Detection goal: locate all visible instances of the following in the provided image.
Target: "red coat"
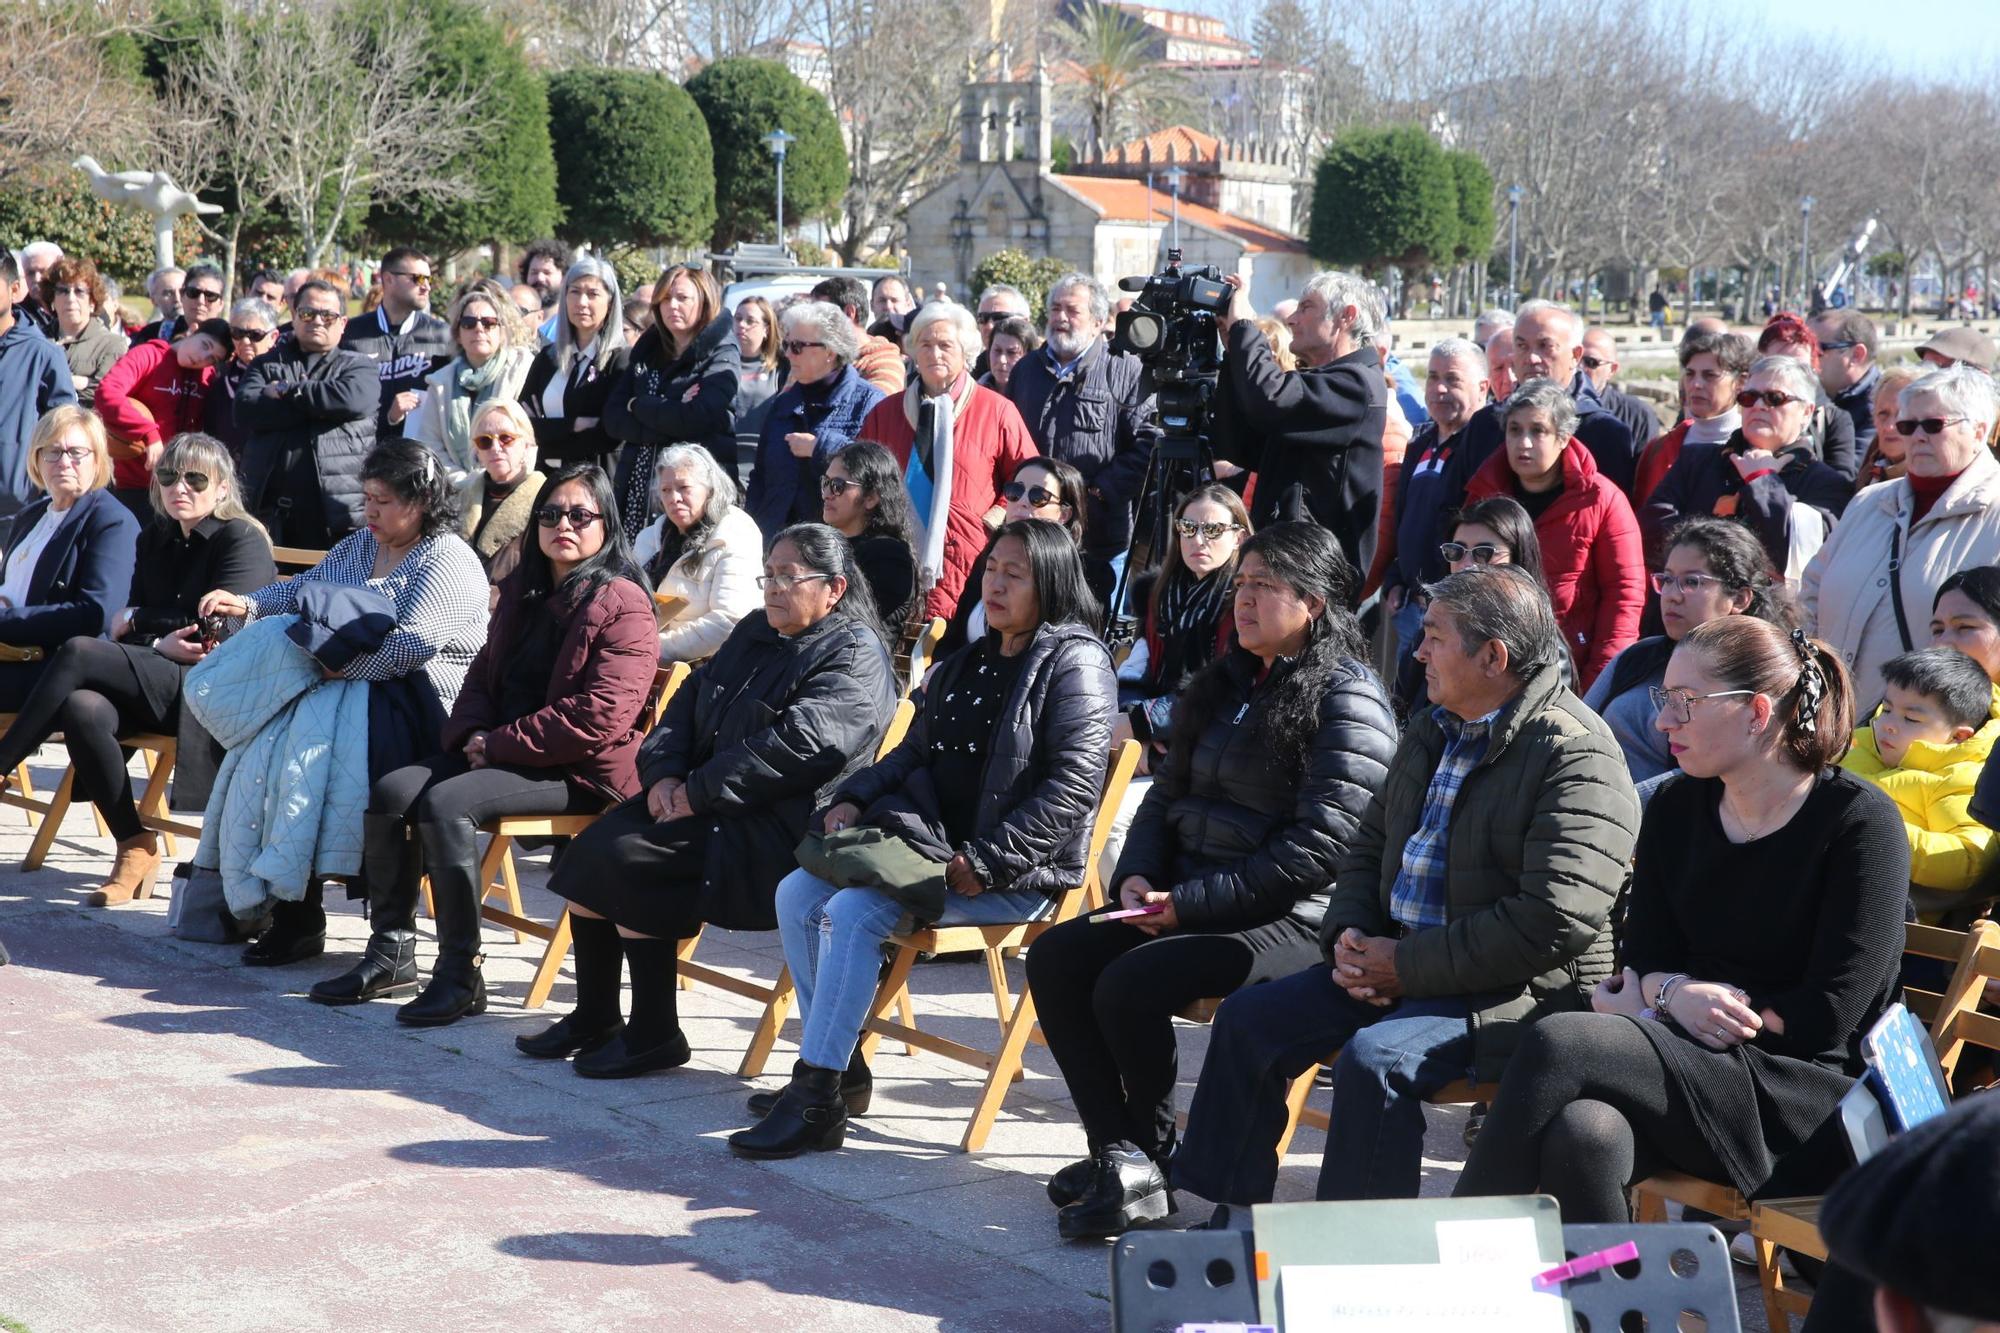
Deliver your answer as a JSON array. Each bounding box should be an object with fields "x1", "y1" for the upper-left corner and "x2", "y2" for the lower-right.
[
  {"x1": 1465, "y1": 437, "x2": 1645, "y2": 691},
  {"x1": 443, "y1": 572, "x2": 660, "y2": 802},
  {"x1": 1632, "y1": 418, "x2": 1691, "y2": 509},
  {"x1": 859, "y1": 380, "x2": 1038, "y2": 619},
  {"x1": 95, "y1": 339, "x2": 215, "y2": 489}
]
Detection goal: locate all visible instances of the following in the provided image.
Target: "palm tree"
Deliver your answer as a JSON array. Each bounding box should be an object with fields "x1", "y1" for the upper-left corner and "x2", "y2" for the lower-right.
[{"x1": 1058, "y1": 1, "x2": 1188, "y2": 161}]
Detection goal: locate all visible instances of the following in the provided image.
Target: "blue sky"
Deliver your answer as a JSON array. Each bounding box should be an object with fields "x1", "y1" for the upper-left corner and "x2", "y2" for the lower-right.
[{"x1": 1674, "y1": 0, "x2": 2000, "y2": 74}]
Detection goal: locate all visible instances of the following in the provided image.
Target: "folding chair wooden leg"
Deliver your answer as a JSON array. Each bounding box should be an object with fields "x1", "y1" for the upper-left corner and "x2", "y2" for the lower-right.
[
  {"x1": 859, "y1": 945, "x2": 919, "y2": 1062},
  {"x1": 675, "y1": 929, "x2": 702, "y2": 990},
  {"x1": 22, "y1": 765, "x2": 76, "y2": 870},
  {"x1": 962, "y1": 984, "x2": 1045, "y2": 1152},
  {"x1": 984, "y1": 947, "x2": 1014, "y2": 1032},
  {"x1": 1632, "y1": 1186, "x2": 1670, "y2": 1224},
  {"x1": 476, "y1": 834, "x2": 526, "y2": 945},
  {"x1": 136, "y1": 746, "x2": 179, "y2": 859},
  {"x1": 1754, "y1": 1232, "x2": 1791, "y2": 1333},
  {"x1": 1275, "y1": 1064, "x2": 1320, "y2": 1158},
  {"x1": 523, "y1": 906, "x2": 572, "y2": 1010},
  {"x1": 737, "y1": 964, "x2": 796, "y2": 1078}
]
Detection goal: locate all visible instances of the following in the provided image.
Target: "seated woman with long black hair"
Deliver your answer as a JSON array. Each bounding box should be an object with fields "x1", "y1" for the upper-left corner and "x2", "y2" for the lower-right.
[
  {"x1": 725, "y1": 518, "x2": 1114, "y2": 1160},
  {"x1": 937, "y1": 455, "x2": 1090, "y2": 656},
  {"x1": 1456, "y1": 616, "x2": 1908, "y2": 1222},
  {"x1": 818, "y1": 440, "x2": 918, "y2": 633},
  {"x1": 306, "y1": 464, "x2": 660, "y2": 1023},
  {"x1": 0, "y1": 430, "x2": 273, "y2": 905},
  {"x1": 1026, "y1": 521, "x2": 1398, "y2": 1239},
  {"x1": 517, "y1": 523, "x2": 896, "y2": 1077}
]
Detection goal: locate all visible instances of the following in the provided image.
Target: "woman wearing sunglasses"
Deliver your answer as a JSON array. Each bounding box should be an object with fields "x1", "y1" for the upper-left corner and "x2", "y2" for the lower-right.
[
  {"x1": 818, "y1": 441, "x2": 918, "y2": 633},
  {"x1": 0, "y1": 430, "x2": 273, "y2": 906},
  {"x1": 94, "y1": 316, "x2": 233, "y2": 521},
  {"x1": 201, "y1": 297, "x2": 280, "y2": 462},
  {"x1": 1584, "y1": 517, "x2": 1794, "y2": 805},
  {"x1": 1639, "y1": 354, "x2": 1852, "y2": 583},
  {"x1": 309, "y1": 464, "x2": 658, "y2": 1024},
  {"x1": 937, "y1": 455, "x2": 1091, "y2": 656},
  {"x1": 405, "y1": 280, "x2": 537, "y2": 483},
  {"x1": 745, "y1": 300, "x2": 885, "y2": 538},
  {"x1": 1390, "y1": 495, "x2": 1547, "y2": 715},
  {"x1": 1803, "y1": 363, "x2": 2000, "y2": 711},
  {"x1": 453, "y1": 400, "x2": 547, "y2": 599}
]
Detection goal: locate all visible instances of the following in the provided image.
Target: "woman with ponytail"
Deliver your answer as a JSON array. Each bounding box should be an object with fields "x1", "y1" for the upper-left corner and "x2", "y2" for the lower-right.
[{"x1": 1458, "y1": 616, "x2": 1910, "y2": 1222}]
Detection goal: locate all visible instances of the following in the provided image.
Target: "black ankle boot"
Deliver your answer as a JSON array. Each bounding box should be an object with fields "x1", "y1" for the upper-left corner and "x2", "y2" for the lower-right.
[
  {"x1": 746, "y1": 1048, "x2": 872, "y2": 1117},
  {"x1": 728, "y1": 1060, "x2": 849, "y2": 1159},
  {"x1": 308, "y1": 933, "x2": 417, "y2": 1004},
  {"x1": 243, "y1": 886, "x2": 326, "y2": 966},
  {"x1": 1055, "y1": 1144, "x2": 1174, "y2": 1240},
  {"x1": 309, "y1": 815, "x2": 420, "y2": 1004}
]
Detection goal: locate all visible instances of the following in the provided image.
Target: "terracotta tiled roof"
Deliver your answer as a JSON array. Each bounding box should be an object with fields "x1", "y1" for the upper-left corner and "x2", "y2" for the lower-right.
[
  {"x1": 1107, "y1": 125, "x2": 1221, "y2": 164},
  {"x1": 1050, "y1": 174, "x2": 1306, "y2": 254}
]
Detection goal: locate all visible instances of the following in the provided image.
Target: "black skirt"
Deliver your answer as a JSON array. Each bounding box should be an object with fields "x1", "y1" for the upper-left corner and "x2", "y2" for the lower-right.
[{"x1": 547, "y1": 795, "x2": 714, "y2": 940}]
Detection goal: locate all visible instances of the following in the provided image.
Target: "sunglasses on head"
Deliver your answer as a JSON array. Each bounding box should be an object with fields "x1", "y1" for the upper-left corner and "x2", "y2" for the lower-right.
[
  {"x1": 1735, "y1": 389, "x2": 1804, "y2": 410},
  {"x1": 1895, "y1": 416, "x2": 1968, "y2": 437},
  {"x1": 1439, "y1": 541, "x2": 1505, "y2": 564},
  {"x1": 1174, "y1": 518, "x2": 1242, "y2": 541},
  {"x1": 473, "y1": 432, "x2": 522, "y2": 451},
  {"x1": 1001, "y1": 480, "x2": 1060, "y2": 508},
  {"x1": 535, "y1": 505, "x2": 602, "y2": 529},
  {"x1": 154, "y1": 467, "x2": 211, "y2": 492},
  {"x1": 459, "y1": 315, "x2": 502, "y2": 332}
]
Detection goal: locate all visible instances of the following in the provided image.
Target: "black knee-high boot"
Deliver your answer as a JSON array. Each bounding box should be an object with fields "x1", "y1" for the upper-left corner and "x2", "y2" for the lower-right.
[
  {"x1": 573, "y1": 935, "x2": 690, "y2": 1079},
  {"x1": 398, "y1": 821, "x2": 488, "y2": 1026},
  {"x1": 516, "y1": 914, "x2": 627, "y2": 1059},
  {"x1": 309, "y1": 814, "x2": 420, "y2": 1004}
]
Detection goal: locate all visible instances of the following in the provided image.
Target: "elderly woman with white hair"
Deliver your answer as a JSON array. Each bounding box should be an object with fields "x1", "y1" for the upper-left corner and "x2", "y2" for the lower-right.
[
  {"x1": 1641, "y1": 353, "x2": 1853, "y2": 582},
  {"x1": 856, "y1": 300, "x2": 1039, "y2": 619},
  {"x1": 633, "y1": 442, "x2": 764, "y2": 665},
  {"x1": 744, "y1": 300, "x2": 885, "y2": 537},
  {"x1": 406, "y1": 279, "x2": 538, "y2": 483},
  {"x1": 1804, "y1": 363, "x2": 2000, "y2": 709},
  {"x1": 522, "y1": 257, "x2": 630, "y2": 473}
]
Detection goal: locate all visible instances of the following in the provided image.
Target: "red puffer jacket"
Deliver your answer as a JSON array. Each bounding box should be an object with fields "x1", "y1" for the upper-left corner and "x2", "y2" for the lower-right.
[
  {"x1": 1465, "y1": 437, "x2": 1646, "y2": 691},
  {"x1": 95, "y1": 339, "x2": 216, "y2": 488},
  {"x1": 860, "y1": 378, "x2": 1038, "y2": 620}
]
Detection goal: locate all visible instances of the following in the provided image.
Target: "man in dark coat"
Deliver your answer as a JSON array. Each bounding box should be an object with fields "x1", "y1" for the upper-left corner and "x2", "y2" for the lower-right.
[
  {"x1": 1513, "y1": 302, "x2": 1638, "y2": 494},
  {"x1": 1213, "y1": 270, "x2": 1387, "y2": 580},
  {"x1": 1581, "y1": 326, "x2": 1661, "y2": 452},
  {"x1": 237, "y1": 279, "x2": 380, "y2": 548},
  {"x1": 1006, "y1": 273, "x2": 1158, "y2": 595},
  {"x1": 1170, "y1": 567, "x2": 1640, "y2": 1216},
  {"x1": 1810, "y1": 308, "x2": 1884, "y2": 459},
  {"x1": 339, "y1": 246, "x2": 450, "y2": 443}
]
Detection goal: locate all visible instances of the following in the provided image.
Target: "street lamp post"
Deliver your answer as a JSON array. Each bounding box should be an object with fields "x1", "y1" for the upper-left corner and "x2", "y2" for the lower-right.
[
  {"x1": 765, "y1": 128, "x2": 795, "y2": 243},
  {"x1": 1800, "y1": 195, "x2": 1816, "y2": 307},
  {"x1": 1162, "y1": 165, "x2": 1184, "y2": 253},
  {"x1": 1508, "y1": 184, "x2": 1523, "y2": 300}
]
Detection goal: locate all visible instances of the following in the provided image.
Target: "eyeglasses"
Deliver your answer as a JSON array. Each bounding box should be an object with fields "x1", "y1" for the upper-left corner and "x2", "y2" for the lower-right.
[
  {"x1": 1440, "y1": 541, "x2": 1506, "y2": 565},
  {"x1": 295, "y1": 308, "x2": 343, "y2": 325},
  {"x1": 1735, "y1": 389, "x2": 1805, "y2": 410},
  {"x1": 459, "y1": 315, "x2": 502, "y2": 332},
  {"x1": 819, "y1": 477, "x2": 857, "y2": 498},
  {"x1": 1175, "y1": 518, "x2": 1243, "y2": 542},
  {"x1": 782, "y1": 339, "x2": 825, "y2": 356},
  {"x1": 1002, "y1": 480, "x2": 1061, "y2": 508},
  {"x1": 180, "y1": 285, "x2": 223, "y2": 302},
  {"x1": 1895, "y1": 416, "x2": 1969, "y2": 437},
  {"x1": 1647, "y1": 685, "x2": 1758, "y2": 725},
  {"x1": 473, "y1": 432, "x2": 522, "y2": 451},
  {"x1": 384, "y1": 270, "x2": 433, "y2": 286},
  {"x1": 756, "y1": 572, "x2": 835, "y2": 591},
  {"x1": 1817, "y1": 340, "x2": 1859, "y2": 352},
  {"x1": 229, "y1": 325, "x2": 274, "y2": 342},
  {"x1": 153, "y1": 467, "x2": 212, "y2": 492},
  {"x1": 534, "y1": 505, "x2": 602, "y2": 529},
  {"x1": 37, "y1": 446, "x2": 91, "y2": 465},
  {"x1": 1579, "y1": 354, "x2": 1611, "y2": 370},
  {"x1": 1650, "y1": 571, "x2": 1735, "y2": 596},
  {"x1": 52, "y1": 284, "x2": 93, "y2": 299}
]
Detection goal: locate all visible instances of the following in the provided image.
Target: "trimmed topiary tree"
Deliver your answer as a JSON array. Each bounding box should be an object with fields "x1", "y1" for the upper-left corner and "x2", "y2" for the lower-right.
[
  {"x1": 685, "y1": 58, "x2": 846, "y2": 251},
  {"x1": 547, "y1": 69, "x2": 716, "y2": 249},
  {"x1": 1309, "y1": 124, "x2": 1457, "y2": 273}
]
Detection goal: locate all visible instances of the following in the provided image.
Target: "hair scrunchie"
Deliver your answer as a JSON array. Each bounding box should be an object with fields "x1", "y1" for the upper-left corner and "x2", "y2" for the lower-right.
[{"x1": 1791, "y1": 627, "x2": 1824, "y2": 739}]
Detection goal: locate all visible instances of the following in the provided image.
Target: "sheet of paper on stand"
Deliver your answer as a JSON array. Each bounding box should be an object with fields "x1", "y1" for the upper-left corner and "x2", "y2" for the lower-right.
[{"x1": 1278, "y1": 1262, "x2": 1568, "y2": 1333}]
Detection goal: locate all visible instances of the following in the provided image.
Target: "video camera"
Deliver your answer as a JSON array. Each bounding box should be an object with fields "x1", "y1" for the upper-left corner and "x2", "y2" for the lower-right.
[{"x1": 1112, "y1": 250, "x2": 1229, "y2": 463}]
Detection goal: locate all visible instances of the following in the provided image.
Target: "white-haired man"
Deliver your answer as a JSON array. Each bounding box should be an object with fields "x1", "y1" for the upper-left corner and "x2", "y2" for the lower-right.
[
  {"x1": 14, "y1": 242, "x2": 61, "y2": 336},
  {"x1": 1513, "y1": 300, "x2": 1638, "y2": 494},
  {"x1": 1215, "y1": 270, "x2": 1387, "y2": 577}
]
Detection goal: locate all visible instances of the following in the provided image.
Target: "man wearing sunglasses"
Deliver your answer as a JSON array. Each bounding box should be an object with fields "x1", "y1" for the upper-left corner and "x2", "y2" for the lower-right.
[
  {"x1": 135, "y1": 262, "x2": 225, "y2": 346},
  {"x1": 1579, "y1": 326, "x2": 1659, "y2": 452},
  {"x1": 971, "y1": 283, "x2": 1031, "y2": 379},
  {"x1": 1809, "y1": 309, "x2": 1882, "y2": 457},
  {"x1": 339, "y1": 245, "x2": 450, "y2": 443}
]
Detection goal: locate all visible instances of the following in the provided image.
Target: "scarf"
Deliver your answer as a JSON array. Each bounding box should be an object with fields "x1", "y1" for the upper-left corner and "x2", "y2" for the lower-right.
[
  {"x1": 1143, "y1": 564, "x2": 1235, "y2": 695},
  {"x1": 902, "y1": 375, "x2": 969, "y2": 596},
  {"x1": 442, "y1": 348, "x2": 525, "y2": 477}
]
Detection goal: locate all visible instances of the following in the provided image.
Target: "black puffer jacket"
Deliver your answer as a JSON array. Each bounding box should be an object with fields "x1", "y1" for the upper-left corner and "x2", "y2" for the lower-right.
[
  {"x1": 1114, "y1": 646, "x2": 1396, "y2": 934},
  {"x1": 604, "y1": 314, "x2": 743, "y2": 516},
  {"x1": 637, "y1": 608, "x2": 896, "y2": 930},
  {"x1": 236, "y1": 344, "x2": 380, "y2": 541},
  {"x1": 836, "y1": 620, "x2": 1115, "y2": 899}
]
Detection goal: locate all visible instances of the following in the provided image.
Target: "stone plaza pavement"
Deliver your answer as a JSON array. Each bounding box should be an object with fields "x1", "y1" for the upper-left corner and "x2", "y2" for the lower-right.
[{"x1": 0, "y1": 744, "x2": 1773, "y2": 1332}]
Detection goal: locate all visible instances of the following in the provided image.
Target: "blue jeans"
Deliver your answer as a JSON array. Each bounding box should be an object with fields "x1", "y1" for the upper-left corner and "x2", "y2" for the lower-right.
[
  {"x1": 1170, "y1": 963, "x2": 1478, "y2": 1205},
  {"x1": 775, "y1": 866, "x2": 1050, "y2": 1071}
]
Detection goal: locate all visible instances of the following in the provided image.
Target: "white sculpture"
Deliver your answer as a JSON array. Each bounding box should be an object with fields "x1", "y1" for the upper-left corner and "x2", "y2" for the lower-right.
[{"x1": 71, "y1": 155, "x2": 223, "y2": 269}]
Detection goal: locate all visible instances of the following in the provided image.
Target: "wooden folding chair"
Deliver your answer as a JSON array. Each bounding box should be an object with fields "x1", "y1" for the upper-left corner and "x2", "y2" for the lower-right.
[
  {"x1": 898, "y1": 617, "x2": 945, "y2": 699},
  {"x1": 270, "y1": 546, "x2": 329, "y2": 579},
  {"x1": 0, "y1": 713, "x2": 57, "y2": 838},
  {"x1": 22, "y1": 731, "x2": 201, "y2": 872},
  {"x1": 1747, "y1": 918, "x2": 2000, "y2": 1332},
  {"x1": 707, "y1": 696, "x2": 920, "y2": 1077},
  {"x1": 429, "y1": 661, "x2": 690, "y2": 1009},
  {"x1": 787, "y1": 739, "x2": 1141, "y2": 1152}
]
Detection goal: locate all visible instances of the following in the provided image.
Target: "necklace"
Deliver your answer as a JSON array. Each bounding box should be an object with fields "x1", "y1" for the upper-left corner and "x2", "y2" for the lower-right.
[{"x1": 1719, "y1": 778, "x2": 1810, "y2": 843}]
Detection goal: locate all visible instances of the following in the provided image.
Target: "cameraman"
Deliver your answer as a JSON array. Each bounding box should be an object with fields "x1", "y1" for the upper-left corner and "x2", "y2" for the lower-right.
[
  {"x1": 1007, "y1": 273, "x2": 1158, "y2": 600},
  {"x1": 1214, "y1": 271, "x2": 1387, "y2": 580}
]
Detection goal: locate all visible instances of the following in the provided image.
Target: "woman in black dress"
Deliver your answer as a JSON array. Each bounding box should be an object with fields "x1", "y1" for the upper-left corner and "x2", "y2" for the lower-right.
[
  {"x1": 1455, "y1": 614, "x2": 1909, "y2": 1220},
  {"x1": 818, "y1": 441, "x2": 917, "y2": 634}
]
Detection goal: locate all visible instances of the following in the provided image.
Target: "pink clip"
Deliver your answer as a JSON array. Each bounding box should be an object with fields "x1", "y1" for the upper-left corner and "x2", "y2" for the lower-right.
[{"x1": 1533, "y1": 1240, "x2": 1640, "y2": 1290}]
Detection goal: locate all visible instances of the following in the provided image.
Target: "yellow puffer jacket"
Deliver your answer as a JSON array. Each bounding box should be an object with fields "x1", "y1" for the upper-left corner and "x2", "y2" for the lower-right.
[{"x1": 1842, "y1": 685, "x2": 2000, "y2": 894}]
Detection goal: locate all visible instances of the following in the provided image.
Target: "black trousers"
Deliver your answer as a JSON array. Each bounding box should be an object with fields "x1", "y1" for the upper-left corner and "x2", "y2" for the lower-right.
[
  {"x1": 0, "y1": 637, "x2": 178, "y2": 840},
  {"x1": 1454, "y1": 1010, "x2": 1735, "y2": 1223},
  {"x1": 369, "y1": 751, "x2": 595, "y2": 830},
  {"x1": 1024, "y1": 907, "x2": 1322, "y2": 1160}
]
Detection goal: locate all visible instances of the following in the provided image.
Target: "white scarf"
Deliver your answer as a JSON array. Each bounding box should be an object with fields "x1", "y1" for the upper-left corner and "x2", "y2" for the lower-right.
[
  {"x1": 1687, "y1": 409, "x2": 1741, "y2": 447},
  {"x1": 902, "y1": 376, "x2": 970, "y2": 594}
]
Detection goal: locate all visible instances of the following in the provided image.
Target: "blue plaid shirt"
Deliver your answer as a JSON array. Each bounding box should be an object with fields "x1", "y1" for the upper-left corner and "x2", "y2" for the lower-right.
[{"x1": 1388, "y1": 706, "x2": 1496, "y2": 931}]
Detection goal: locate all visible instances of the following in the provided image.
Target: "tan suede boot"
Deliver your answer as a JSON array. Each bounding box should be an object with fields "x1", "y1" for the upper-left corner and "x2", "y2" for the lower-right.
[{"x1": 89, "y1": 833, "x2": 162, "y2": 907}]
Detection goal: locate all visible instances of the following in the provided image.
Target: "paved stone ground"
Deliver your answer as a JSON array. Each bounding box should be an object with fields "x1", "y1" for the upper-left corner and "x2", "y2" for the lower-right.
[{"x1": 0, "y1": 743, "x2": 1776, "y2": 1331}]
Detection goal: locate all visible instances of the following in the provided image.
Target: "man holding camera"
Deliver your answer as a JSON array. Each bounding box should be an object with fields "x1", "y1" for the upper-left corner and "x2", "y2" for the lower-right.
[{"x1": 1214, "y1": 271, "x2": 1388, "y2": 579}]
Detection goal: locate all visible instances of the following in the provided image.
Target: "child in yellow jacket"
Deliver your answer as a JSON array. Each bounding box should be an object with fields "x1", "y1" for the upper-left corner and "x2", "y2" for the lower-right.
[{"x1": 1842, "y1": 647, "x2": 2000, "y2": 903}]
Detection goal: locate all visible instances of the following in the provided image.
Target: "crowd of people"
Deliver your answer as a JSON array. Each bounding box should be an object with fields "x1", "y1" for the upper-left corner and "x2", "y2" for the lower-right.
[{"x1": 5, "y1": 232, "x2": 2000, "y2": 1328}]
